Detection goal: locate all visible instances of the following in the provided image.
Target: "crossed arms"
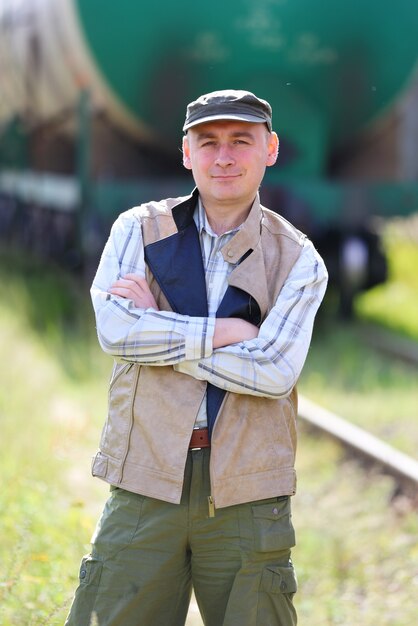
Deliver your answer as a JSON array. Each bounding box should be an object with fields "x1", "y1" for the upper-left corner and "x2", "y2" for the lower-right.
[
  {"x1": 109, "y1": 273, "x2": 259, "y2": 349},
  {"x1": 91, "y1": 212, "x2": 328, "y2": 398}
]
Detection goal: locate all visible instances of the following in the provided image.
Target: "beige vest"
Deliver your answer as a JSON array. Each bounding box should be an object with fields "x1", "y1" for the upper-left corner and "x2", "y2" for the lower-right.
[{"x1": 92, "y1": 192, "x2": 305, "y2": 508}]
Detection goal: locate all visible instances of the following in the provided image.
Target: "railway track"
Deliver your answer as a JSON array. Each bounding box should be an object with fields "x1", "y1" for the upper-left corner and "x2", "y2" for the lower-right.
[
  {"x1": 298, "y1": 394, "x2": 418, "y2": 499},
  {"x1": 356, "y1": 323, "x2": 418, "y2": 367}
]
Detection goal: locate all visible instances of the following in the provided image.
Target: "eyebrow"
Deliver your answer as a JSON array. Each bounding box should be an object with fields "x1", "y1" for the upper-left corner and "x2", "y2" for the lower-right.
[{"x1": 195, "y1": 130, "x2": 256, "y2": 141}]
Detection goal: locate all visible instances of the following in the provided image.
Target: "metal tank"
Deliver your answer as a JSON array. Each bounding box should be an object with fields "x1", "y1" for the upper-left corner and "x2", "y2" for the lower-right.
[{"x1": 1, "y1": 0, "x2": 418, "y2": 176}]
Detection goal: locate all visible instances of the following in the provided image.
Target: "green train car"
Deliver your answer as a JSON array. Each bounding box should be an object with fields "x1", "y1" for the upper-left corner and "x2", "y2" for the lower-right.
[{"x1": 1, "y1": 0, "x2": 418, "y2": 312}]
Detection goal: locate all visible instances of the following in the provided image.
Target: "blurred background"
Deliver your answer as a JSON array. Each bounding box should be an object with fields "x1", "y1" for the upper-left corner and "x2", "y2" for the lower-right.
[{"x1": 0, "y1": 1, "x2": 417, "y2": 625}]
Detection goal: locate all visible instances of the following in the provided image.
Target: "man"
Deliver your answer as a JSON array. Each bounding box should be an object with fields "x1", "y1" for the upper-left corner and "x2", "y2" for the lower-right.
[{"x1": 66, "y1": 90, "x2": 327, "y2": 626}]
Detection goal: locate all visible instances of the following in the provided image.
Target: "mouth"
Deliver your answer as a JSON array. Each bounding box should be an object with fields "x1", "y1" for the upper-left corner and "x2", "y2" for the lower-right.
[{"x1": 212, "y1": 174, "x2": 241, "y2": 180}]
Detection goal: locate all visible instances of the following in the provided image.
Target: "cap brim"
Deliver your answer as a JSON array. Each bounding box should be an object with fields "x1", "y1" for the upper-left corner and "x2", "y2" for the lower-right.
[{"x1": 183, "y1": 113, "x2": 269, "y2": 132}]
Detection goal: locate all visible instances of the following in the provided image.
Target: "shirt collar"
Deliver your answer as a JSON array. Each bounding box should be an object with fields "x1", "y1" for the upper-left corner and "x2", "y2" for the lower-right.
[
  {"x1": 195, "y1": 197, "x2": 243, "y2": 239},
  {"x1": 220, "y1": 193, "x2": 263, "y2": 264}
]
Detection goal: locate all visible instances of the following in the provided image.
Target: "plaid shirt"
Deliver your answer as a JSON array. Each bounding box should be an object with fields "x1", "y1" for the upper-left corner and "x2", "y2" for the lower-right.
[{"x1": 91, "y1": 197, "x2": 328, "y2": 427}]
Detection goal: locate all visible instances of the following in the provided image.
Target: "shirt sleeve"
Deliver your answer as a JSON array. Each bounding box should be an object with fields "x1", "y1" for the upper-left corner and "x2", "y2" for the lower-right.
[
  {"x1": 174, "y1": 240, "x2": 328, "y2": 397},
  {"x1": 91, "y1": 210, "x2": 215, "y2": 364}
]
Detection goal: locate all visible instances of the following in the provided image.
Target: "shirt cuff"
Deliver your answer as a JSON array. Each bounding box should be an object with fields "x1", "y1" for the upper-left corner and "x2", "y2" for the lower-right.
[{"x1": 184, "y1": 316, "x2": 215, "y2": 361}]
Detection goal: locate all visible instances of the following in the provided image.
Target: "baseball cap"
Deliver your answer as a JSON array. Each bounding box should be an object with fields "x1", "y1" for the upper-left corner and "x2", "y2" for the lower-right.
[{"x1": 183, "y1": 89, "x2": 272, "y2": 132}]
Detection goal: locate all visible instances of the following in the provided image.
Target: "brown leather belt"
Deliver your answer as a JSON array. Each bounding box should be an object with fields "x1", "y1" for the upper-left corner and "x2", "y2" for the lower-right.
[{"x1": 189, "y1": 428, "x2": 210, "y2": 449}]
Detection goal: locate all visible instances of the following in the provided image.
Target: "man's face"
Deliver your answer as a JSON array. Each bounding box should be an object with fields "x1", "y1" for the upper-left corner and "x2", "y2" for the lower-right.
[{"x1": 182, "y1": 120, "x2": 278, "y2": 210}]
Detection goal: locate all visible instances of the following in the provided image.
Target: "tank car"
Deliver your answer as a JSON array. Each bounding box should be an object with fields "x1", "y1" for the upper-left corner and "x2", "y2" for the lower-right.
[{"x1": 1, "y1": 0, "x2": 418, "y2": 312}]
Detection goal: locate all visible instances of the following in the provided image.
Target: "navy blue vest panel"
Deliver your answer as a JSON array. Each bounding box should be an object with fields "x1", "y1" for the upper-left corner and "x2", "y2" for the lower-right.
[
  {"x1": 145, "y1": 221, "x2": 208, "y2": 317},
  {"x1": 171, "y1": 191, "x2": 199, "y2": 231},
  {"x1": 144, "y1": 197, "x2": 261, "y2": 437},
  {"x1": 217, "y1": 284, "x2": 261, "y2": 326}
]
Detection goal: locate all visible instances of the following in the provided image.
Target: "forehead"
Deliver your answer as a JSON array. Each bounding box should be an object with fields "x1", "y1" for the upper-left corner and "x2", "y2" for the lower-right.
[{"x1": 187, "y1": 119, "x2": 267, "y2": 139}]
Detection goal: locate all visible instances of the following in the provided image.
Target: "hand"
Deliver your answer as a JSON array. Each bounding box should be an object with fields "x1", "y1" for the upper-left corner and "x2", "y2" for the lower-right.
[{"x1": 109, "y1": 274, "x2": 159, "y2": 310}]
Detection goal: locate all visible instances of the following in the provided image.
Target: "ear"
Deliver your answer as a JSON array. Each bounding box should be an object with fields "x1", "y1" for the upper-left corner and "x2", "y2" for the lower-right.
[
  {"x1": 266, "y1": 132, "x2": 279, "y2": 167},
  {"x1": 182, "y1": 135, "x2": 192, "y2": 170}
]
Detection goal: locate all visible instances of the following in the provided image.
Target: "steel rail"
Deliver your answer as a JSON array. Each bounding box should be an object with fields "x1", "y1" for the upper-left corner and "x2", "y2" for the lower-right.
[
  {"x1": 298, "y1": 395, "x2": 418, "y2": 488},
  {"x1": 356, "y1": 323, "x2": 418, "y2": 367}
]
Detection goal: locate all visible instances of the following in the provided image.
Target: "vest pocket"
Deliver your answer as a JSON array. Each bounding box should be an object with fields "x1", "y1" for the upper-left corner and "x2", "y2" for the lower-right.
[
  {"x1": 252, "y1": 496, "x2": 296, "y2": 552},
  {"x1": 109, "y1": 361, "x2": 134, "y2": 390},
  {"x1": 91, "y1": 451, "x2": 108, "y2": 478},
  {"x1": 100, "y1": 363, "x2": 140, "y2": 469}
]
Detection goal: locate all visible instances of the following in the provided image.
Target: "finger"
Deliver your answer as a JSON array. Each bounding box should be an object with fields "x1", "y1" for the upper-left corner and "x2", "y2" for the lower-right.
[
  {"x1": 124, "y1": 272, "x2": 146, "y2": 281},
  {"x1": 111, "y1": 278, "x2": 140, "y2": 291},
  {"x1": 123, "y1": 274, "x2": 150, "y2": 290},
  {"x1": 109, "y1": 286, "x2": 136, "y2": 299}
]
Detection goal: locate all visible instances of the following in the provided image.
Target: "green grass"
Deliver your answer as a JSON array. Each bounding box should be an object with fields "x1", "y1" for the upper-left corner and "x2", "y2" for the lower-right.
[
  {"x1": 300, "y1": 319, "x2": 418, "y2": 457},
  {"x1": 355, "y1": 217, "x2": 418, "y2": 340},
  {"x1": 0, "y1": 246, "x2": 417, "y2": 625},
  {"x1": 293, "y1": 431, "x2": 418, "y2": 626},
  {"x1": 0, "y1": 250, "x2": 109, "y2": 625},
  {"x1": 303, "y1": 217, "x2": 418, "y2": 456},
  {"x1": 296, "y1": 220, "x2": 418, "y2": 624}
]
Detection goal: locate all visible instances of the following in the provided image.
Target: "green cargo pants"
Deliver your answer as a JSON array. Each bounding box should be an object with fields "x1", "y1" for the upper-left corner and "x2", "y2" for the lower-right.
[{"x1": 65, "y1": 449, "x2": 297, "y2": 626}]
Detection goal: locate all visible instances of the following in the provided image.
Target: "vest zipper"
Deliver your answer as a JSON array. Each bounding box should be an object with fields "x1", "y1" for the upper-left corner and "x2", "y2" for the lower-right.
[{"x1": 208, "y1": 495, "x2": 215, "y2": 518}]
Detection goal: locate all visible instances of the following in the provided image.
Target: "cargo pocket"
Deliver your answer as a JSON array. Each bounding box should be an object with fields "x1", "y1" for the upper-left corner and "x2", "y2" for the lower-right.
[
  {"x1": 78, "y1": 554, "x2": 103, "y2": 587},
  {"x1": 260, "y1": 563, "x2": 298, "y2": 597},
  {"x1": 252, "y1": 497, "x2": 296, "y2": 552},
  {"x1": 65, "y1": 555, "x2": 103, "y2": 625},
  {"x1": 257, "y1": 563, "x2": 298, "y2": 626}
]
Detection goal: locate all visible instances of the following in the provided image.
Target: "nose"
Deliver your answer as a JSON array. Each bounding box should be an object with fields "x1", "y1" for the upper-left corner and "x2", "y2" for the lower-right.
[{"x1": 214, "y1": 144, "x2": 234, "y2": 167}]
